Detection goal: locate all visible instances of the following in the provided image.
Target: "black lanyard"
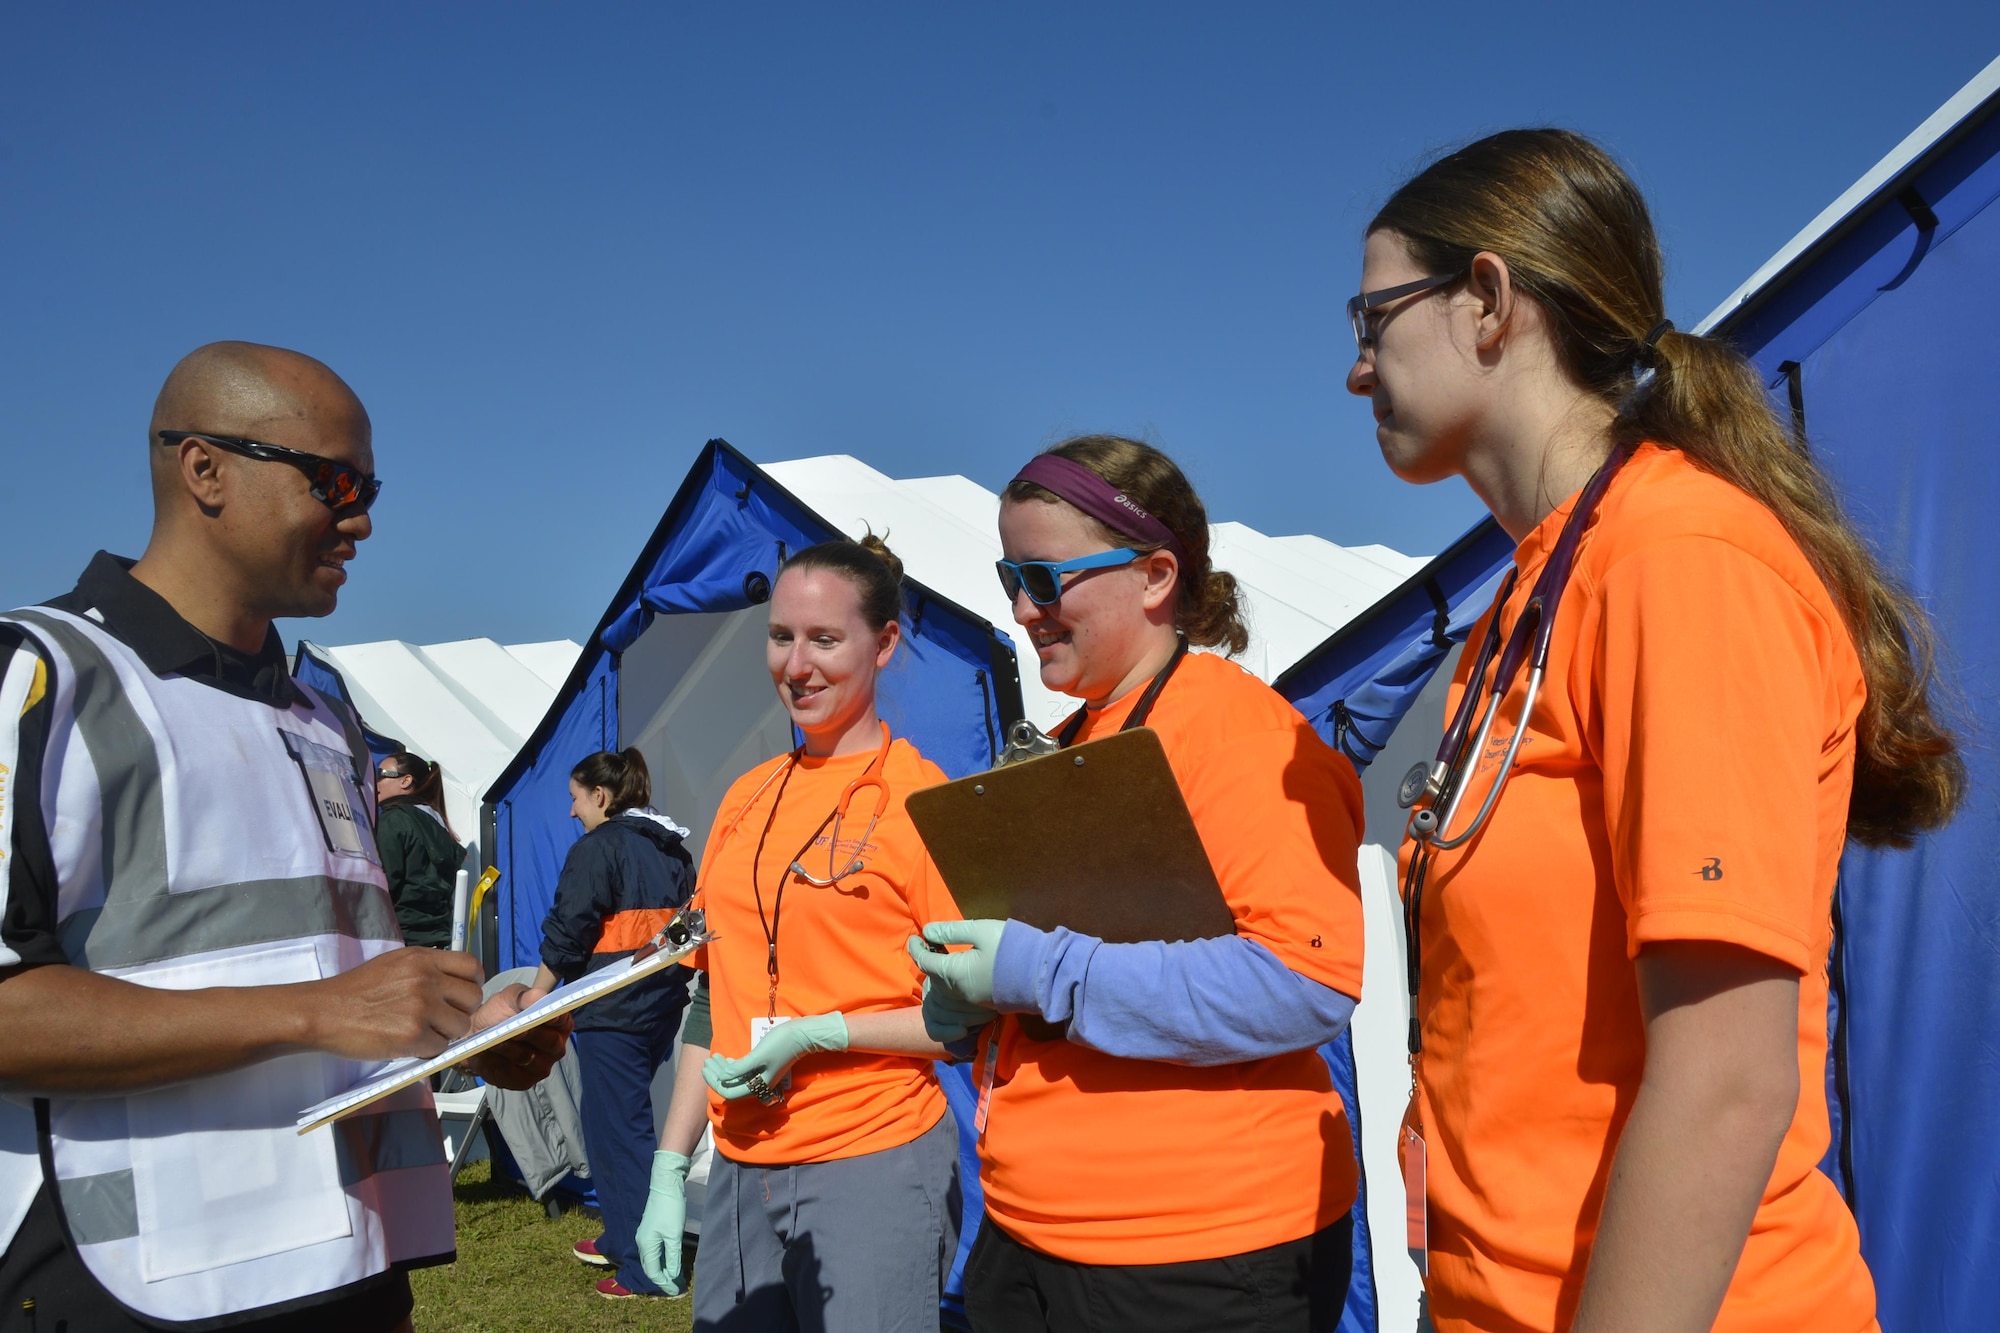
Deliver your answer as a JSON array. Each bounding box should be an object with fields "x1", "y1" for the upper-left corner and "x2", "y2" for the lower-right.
[
  {"x1": 746, "y1": 742, "x2": 890, "y2": 1019},
  {"x1": 1055, "y1": 637, "x2": 1188, "y2": 748},
  {"x1": 1401, "y1": 596, "x2": 1508, "y2": 1060},
  {"x1": 1400, "y1": 445, "x2": 1630, "y2": 1061}
]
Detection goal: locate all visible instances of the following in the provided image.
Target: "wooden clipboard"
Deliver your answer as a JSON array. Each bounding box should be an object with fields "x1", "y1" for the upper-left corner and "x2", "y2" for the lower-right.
[{"x1": 905, "y1": 727, "x2": 1235, "y2": 944}]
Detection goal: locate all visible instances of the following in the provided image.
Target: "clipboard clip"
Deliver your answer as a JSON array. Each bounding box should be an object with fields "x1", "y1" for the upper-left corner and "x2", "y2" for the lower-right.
[
  {"x1": 996, "y1": 719, "x2": 1061, "y2": 768},
  {"x1": 634, "y1": 905, "x2": 710, "y2": 963}
]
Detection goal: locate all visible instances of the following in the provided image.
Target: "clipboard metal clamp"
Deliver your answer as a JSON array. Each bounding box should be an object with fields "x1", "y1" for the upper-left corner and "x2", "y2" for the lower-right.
[
  {"x1": 996, "y1": 719, "x2": 1061, "y2": 768},
  {"x1": 635, "y1": 905, "x2": 710, "y2": 962}
]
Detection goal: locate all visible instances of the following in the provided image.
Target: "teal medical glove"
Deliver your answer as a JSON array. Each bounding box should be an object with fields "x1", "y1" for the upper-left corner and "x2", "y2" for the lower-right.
[
  {"x1": 635, "y1": 1150, "x2": 691, "y2": 1295},
  {"x1": 702, "y1": 1012, "x2": 849, "y2": 1101},
  {"x1": 920, "y1": 975, "x2": 997, "y2": 1044},
  {"x1": 907, "y1": 919, "x2": 1006, "y2": 1007}
]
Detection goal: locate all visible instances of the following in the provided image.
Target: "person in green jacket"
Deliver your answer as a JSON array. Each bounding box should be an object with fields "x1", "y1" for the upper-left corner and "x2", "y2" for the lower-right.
[{"x1": 374, "y1": 749, "x2": 464, "y2": 948}]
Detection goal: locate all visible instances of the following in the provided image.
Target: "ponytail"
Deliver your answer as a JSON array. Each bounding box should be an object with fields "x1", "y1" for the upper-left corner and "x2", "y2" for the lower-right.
[
  {"x1": 382, "y1": 748, "x2": 454, "y2": 838},
  {"x1": 1371, "y1": 128, "x2": 1965, "y2": 847},
  {"x1": 1622, "y1": 329, "x2": 1965, "y2": 845},
  {"x1": 570, "y1": 748, "x2": 652, "y2": 818}
]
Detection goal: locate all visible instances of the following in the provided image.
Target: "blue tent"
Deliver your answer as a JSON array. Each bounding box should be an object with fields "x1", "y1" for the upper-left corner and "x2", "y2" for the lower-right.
[
  {"x1": 1276, "y1": 520, "x2": 1516, "y2": 778},
  {"x1": 1277, "y1": 55, "x2": 2000, "y2": 1333},
  {"x1": 480, "y1": 438, "x2": 1024, "y2": 967},
  {"x1": 481, "y1": 438, "x2": 1022, "y2": 1324},
  {"x1": 1698, "y1": 57, "x2": 2000, "y2": 1331}
]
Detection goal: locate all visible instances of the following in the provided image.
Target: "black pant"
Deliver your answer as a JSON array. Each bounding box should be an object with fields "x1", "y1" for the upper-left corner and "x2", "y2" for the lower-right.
[
  {"x1": 0, "y1": 1183, "x2": 414, "y2": 1332},
  {"x1": 963, "y1": 1212, "x2": 1353, "y2": 1333}
]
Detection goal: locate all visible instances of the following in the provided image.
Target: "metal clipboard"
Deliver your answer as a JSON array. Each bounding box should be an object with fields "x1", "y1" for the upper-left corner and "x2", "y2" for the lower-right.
[{"x1": 905, "y1": 727, "x2": 1235, "y2": 944}]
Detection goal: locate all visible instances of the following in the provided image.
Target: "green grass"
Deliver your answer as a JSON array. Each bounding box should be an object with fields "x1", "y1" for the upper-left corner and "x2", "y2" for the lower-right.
[{"x1": 410, "y1": 1161, "x2": 694, "y2": 1332}]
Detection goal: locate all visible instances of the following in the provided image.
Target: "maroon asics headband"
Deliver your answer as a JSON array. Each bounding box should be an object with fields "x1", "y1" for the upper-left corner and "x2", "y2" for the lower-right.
[{"x1": 1009, "y1": 454, "x2": 1190, "y2": 564}]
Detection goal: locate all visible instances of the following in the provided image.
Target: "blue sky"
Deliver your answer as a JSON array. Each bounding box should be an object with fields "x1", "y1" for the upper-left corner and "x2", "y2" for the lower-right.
[{"x1": 6, "y1": 3, "x2": 1999, "y2": 649}]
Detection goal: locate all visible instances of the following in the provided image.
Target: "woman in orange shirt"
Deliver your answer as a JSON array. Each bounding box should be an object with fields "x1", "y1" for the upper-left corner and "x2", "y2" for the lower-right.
[
  {"x1": 914, "y1": 435, "x2": 1369, "y2": 1333},
  {"x1": 1344, "y1": 130, "x2": 1965, "y2": 1332},
  {"x1": 633, "y1": 534, "x2": 962, "y2": 1333}
]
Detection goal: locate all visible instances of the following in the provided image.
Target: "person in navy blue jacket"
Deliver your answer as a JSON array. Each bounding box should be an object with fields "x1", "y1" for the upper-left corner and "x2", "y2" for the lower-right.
[{"x1": 533, "y1": 747, "x2": 695, "y2": 1299}]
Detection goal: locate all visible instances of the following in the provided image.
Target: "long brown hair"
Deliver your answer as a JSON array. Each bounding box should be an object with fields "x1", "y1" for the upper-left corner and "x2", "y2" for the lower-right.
[
  {"x1": 1005, "y1": 435, "x2": 1249, "y2": 655},
  {"x1": 1372, "y1": 128, "x2": 1964, "y2": 847}
]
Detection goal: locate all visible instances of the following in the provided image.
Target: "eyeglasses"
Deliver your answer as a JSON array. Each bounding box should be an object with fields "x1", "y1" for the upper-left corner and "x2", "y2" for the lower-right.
[
  {"x1": 996, "y1": 548, "x2": 1140, "y2": 606},
  {"x1": 1347, "y1": 272, "x2": 1462, "y2": 352},
  {"x1": 377, "y1": 768, "x2": 406, "y2": 783},
  {"x1": 156, "y1": 430, "x2": 383, "y2": 513}
]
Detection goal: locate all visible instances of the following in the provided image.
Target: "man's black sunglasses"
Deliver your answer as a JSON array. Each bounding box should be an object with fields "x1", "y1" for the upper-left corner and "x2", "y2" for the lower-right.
[{"x1": 156, "y1": 430, "x2": 382, "y2": 513}]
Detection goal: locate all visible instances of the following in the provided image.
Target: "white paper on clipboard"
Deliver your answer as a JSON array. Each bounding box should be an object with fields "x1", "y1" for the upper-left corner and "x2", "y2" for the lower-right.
[{"x1": 295, "y1": 923, "x2": 711, "y2": 1134}]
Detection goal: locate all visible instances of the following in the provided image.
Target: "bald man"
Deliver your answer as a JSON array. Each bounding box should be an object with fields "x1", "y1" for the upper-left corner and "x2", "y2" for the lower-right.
[{"x1": 0, "y1": 343, "x2": 563, "y2": 1331}]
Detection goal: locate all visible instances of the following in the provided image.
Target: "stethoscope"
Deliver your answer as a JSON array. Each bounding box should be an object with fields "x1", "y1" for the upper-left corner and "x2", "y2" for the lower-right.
[
  {"x1": 785, "y1": 721, "x2": 893, "y2": 886},
  {"x1": 698, "y1": 719, "x2": 895, "y2": 1025},
  {"x1": 706, "y1": 719, "x2": 895, "y2": 885},
  {"x1": 1398, "y1": 441, "x2": 1634, "y2": 851},
  {"x1": 1397, "y1": 441, "x2": 1633, "y2": 1060}
]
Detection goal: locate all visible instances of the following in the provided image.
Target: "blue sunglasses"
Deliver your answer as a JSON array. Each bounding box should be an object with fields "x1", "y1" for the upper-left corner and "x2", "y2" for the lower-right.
[{"x1": 996, "y1": 548, "x2": 1140, "y2": 606}]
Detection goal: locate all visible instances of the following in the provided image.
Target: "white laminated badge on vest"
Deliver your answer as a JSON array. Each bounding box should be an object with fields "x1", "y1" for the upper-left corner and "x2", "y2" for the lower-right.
[
  {"x1": 281, "y1": 730, "x2": 379, "y2": 866},
  {"x1": 125, "y1": 942, "x2": 354, "y2": 1280}
]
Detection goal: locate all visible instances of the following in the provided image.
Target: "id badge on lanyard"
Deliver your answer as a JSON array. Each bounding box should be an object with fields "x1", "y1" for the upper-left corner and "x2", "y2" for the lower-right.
[
  {"x1": 1402, "y1": 1087, "x2": 1429, "y2": 1276},
  {"x1": 750, "y1": 1016, "x2": 793, "y2": 1095},
  {"x1": 972, "y1": 1030, "x2": 1000, "y2": 1142}
]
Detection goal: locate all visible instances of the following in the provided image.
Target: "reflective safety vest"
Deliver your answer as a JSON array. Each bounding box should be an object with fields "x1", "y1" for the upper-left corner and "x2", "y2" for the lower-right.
[{"x1": 0, "y1": 607, "x2": 454, "y2": 1326}]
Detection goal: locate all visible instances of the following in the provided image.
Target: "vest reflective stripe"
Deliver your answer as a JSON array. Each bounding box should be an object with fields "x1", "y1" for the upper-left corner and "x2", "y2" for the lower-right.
[
  {"x1": 56, "y1": 1107, "x2": 446, "y2": 1245},
  {"x1": 59, "y1": 875, "x2": 401, "y2": 970},
  {"x1": 59, "y1": 1169, "x2": 139, "y2": 1246},
  {"x1": 7, "y1": 610, "x2": 171, "y2": 910},
  {"x1": 1, "y1": 609, "x2": 454, "y2": 1325}
]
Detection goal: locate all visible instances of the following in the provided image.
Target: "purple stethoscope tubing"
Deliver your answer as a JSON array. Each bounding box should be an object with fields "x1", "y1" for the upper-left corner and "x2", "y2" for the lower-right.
[{"x1": 1400, "y1": 442, "x2": 1635, "y2": 852}]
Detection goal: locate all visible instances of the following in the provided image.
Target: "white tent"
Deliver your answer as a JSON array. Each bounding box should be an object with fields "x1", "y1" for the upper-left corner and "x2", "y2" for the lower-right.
[
  {"x1": 761, "y1": 454, "x2": 1425, "y2": 728},
  {"x1": 552, "y1": 450, "x2": 1429, "y2": 906},
  {"x1": 295, "y1": 635, "x2": 581, "y2": 870}
]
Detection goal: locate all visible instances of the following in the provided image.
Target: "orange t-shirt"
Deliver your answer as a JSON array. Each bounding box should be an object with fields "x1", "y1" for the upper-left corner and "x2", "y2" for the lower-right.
[
  {"x1": 689, "y1": 735, "x2": 957, "y2": 1165},
  {"x1": 978, "y1": 650, "x2": 1367, "y2": 1265},
  {"x1": 1403, "y1": 443, "x2": 1876, "y2": 1332}
]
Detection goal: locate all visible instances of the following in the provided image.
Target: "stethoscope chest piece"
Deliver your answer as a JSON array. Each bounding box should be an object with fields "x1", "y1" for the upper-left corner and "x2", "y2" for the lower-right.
[
  {"x1": 1398, "y1": 441, "x2": 1635, "y2": 855},
  {"x1": 1399, "y1": 760, "x2": 1447, "y2": 811}
]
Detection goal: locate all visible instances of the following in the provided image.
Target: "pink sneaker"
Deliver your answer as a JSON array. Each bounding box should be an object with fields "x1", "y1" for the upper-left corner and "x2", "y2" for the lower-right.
[
  {"x1": 595, "y1": 1276, "x2": 639, "y2": 1299},
  {"x1": 572, "y1": 1236, "x2": 611, "y2": 1267}
]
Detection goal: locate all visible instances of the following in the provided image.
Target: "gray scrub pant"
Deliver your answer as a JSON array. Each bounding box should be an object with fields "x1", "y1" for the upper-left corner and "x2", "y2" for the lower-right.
[{"x1": 693, "y1": 1112, "x2": 960, "y2": 1333}]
